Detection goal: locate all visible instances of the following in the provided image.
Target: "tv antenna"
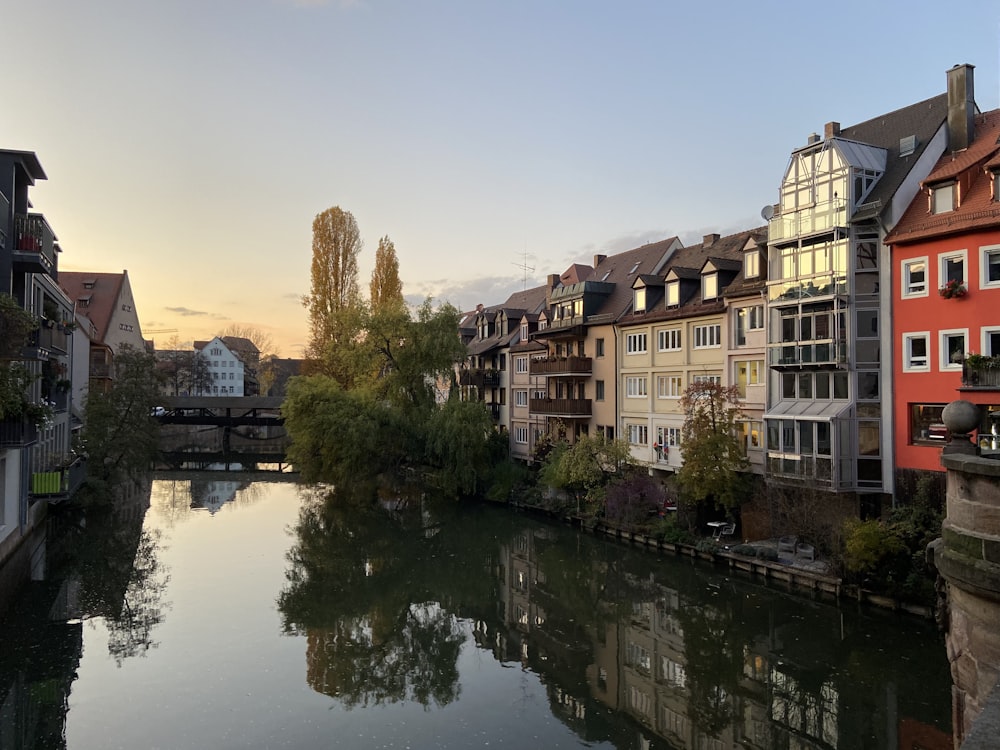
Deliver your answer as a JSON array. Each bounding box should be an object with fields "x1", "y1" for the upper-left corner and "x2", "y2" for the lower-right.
[{"x1": 512, "y1": 247, "x2": 535, "y2": 290}]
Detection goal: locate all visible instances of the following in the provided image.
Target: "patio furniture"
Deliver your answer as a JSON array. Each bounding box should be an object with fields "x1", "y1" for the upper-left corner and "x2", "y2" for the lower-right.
[
  {"x1": 778, "y1": 535, "x2": 798, "y2": 556},
  {"x1": 796, "y1": 543, "x2": 815, "y2": 562}
]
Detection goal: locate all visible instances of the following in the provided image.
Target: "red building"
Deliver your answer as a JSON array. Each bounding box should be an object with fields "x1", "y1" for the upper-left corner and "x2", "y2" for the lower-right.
[{"x1": 886, "y1": 94, "x2": 1000, "y2": 473}]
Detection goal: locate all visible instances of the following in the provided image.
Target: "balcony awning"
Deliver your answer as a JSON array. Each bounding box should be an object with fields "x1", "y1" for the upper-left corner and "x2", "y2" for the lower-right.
[{"x1": 764, "y1": 400, "x2": 851, "y2": 421}]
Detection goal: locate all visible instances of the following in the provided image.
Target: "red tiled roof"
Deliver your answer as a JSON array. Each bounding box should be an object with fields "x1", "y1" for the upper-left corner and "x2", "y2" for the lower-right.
[
  {"x1": 59, "y1": 271, "x2": 126, "y2": 343},
  {"x1": 887, "y1": 108, "x2": 1000, "y2": 245}
]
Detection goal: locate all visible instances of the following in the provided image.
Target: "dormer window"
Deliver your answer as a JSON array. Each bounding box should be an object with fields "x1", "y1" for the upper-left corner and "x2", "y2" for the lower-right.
[
  {"x1": 520, "y1": 323, "x2": 528, "y2": 340},
  {"x1": 634, "y1": 287, "x2": 646, "y2": 313},
  {"x1": 666, "y1": 281, "x2": 680, "y2": 307},
  {"x1": 744, "y1": 251, "x2": 760, "y2": 278},
  {"x1": 931, "y1": 183, "x2": 956, "y2": 214},
  {"x1": 702, "y1": 273, "x2": 718, "y2": 300},
  {"x1": 993, "y1": 170, "x2": 1000, "y2": 202}
]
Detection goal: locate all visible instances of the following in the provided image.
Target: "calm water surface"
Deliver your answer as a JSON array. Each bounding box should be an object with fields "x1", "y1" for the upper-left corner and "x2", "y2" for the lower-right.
[{"x1": 0, "y1": 477, "x2": 953, "y2": 749}]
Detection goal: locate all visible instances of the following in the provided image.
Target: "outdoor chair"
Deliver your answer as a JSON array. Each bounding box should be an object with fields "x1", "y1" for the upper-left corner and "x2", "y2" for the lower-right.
[
  {"x1": 796, "y1": 543, "x2": 815, "y2": 562},
  {"x1": 777, "y1": 535, "x2": 798, "y2": 556}
]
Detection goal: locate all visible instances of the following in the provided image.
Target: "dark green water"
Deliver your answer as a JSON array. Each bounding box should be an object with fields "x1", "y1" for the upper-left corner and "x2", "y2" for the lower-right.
[{"x1": 0, "y1": 478, "x2": 953, "y2": 749}]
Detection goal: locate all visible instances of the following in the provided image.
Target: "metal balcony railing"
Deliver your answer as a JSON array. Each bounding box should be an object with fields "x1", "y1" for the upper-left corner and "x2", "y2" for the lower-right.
[
  {"x1": 0, "y1": 418, "x2": 39, "y2": 447},
  {"x1": 13, "y1": 213, "x2": 56, "y2": 273},
  {"x1": 962, "y1": 362, "x2": 1000, "y2": 389}
]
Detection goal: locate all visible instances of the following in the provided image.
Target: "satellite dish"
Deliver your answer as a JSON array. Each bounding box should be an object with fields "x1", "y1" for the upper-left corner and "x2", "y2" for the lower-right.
[{"x1": 760, "y1": 205, "x2": 775, "y2": 221}]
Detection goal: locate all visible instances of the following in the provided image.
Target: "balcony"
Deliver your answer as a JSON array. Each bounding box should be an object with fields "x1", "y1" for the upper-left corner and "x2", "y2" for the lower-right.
[
  {"x1": 23, "y1": 322, "x2": 70, "y2": 359},
  {"x1": 13, "y1": 213, "x2": 56, "y2": 274},
  {"x1": 530, "y1": 398, "x2": 592, "y2": 418},
  {"x1": 532, "y1": 356, "x2": 592, "y2": 376},
  {"x1": 0, "y1": 192, "x2": 8, "y2": 249},
  {"x1": 768, "y1": 200, "x2": 847, "y2": 243},
  {"x1": 488, "y1": 403, "x2": 501, "y2": 421},
  {"x1": 0, "y1": 418, "x2": 39, "y2": 447},
  {"x1": 458, "y1": 369, "x2": 500, "y2": 388},
  {"x1": 768, "y1": 341, "x2": 847, "y2": 368},
  {"x1": 961, "y1": 361, "x2": 1000, "y2": 390}
]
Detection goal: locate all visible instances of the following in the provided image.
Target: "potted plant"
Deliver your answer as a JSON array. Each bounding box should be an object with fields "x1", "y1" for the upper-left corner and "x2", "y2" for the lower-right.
[{"x1": 939, "y1": 279, "x2": 968, "y2": 299}]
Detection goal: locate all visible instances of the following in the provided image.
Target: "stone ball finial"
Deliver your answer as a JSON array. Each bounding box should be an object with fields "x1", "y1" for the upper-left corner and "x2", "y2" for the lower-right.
[{"x1": 943, "y1": 400, "x2": 981, "y2": 435}]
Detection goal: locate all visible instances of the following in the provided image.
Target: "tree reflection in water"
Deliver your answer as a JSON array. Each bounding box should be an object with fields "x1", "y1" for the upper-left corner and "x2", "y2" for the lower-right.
[{"x1": 278, "y1": 486, "x2": 491, "y2": 709}]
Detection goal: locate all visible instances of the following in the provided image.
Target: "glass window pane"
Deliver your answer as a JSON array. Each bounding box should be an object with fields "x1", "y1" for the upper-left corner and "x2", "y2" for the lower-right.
[
  {"x1": 834, "y1": 373, "x2": 849, "y2": 399},
  {"x1": 815, "y1": 374, "x2": 830, "y2": 399}
]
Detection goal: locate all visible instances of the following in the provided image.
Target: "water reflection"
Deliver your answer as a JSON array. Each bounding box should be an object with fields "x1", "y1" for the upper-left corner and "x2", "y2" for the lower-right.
[{"x1": 281, "y1": 493, "x2": 953, "y2": 748}]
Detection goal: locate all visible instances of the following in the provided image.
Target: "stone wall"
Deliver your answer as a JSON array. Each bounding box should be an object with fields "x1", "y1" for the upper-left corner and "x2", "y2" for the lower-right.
[{"x1": 935, "y1": 452, "x2": 1000, "y2": 746}]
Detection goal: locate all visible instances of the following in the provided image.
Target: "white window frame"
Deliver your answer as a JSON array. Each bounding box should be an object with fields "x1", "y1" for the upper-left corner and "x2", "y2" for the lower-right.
[
  {"x1": 520, "y1": 323, "x2": 528, "y2": 340},
  {"x1": 932, "y1": 183, "x2": 956, "y2": 214},
  {"x1": 693, "y1": 324, "x2": 721, "y2": 349},
  {"x1": 625, "y1": 376, "x2": 648, "y2": 398},
  {"x1": 981, "y1": 326, "x2": 1000, "y2": 357},
  {"x1": 656, "y1": 375, "x2": 682, "y2": 399},
  {"x1": 702, "y1": 273, "x2": 718, "y2": 300},
  {"x1": 626, "y1": 332, "x2": 647, "y2": 354},
  {"x1": 634, "y1": 287, "x2": 646, "y2": 312},
  {"x1": 627, "y1": 423, "x2": 649, "y2": 445},
  {"x1": 901, "y1": 257, "x2": 928, "y2": 298},
  {"x1": 514, "y1": 390, "x2": 528, "y2": 407},
  {"x1": 515, "y1": 356, "x2": 528, "y2": 374},
  {"x1": 902, "y1": 332, "x2": 930, "y2": 372},
  {"x1": 514, "y1": 425, "x2": 528, "y2": 445},
  {"x1": 940, "y1": 328, "x2": 969, "y2": 371},
  {"x1": 981, "y1": 245, "x2": 1000, "y2": 289},
  {"x1": 666, "y1": 281, "x2": 680, "y2": 307},
  {"x1": 939, "y1": 249, "x2": 967, "y2": 289},
  {"x1": 692, "y1": 374, "x2": 721, "y2": 385},
  {"x1": 744, "y1": 251, "x2": 760, "y2": 278},
  {"x1": 657, "y1": 328, "x2": 681, "y2": 352}
]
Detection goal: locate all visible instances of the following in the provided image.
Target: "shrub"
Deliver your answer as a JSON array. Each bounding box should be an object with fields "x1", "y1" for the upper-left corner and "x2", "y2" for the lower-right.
[
  {"x1": 730, "y1": 544, "x2": 757, "y2": 557},
  {"x1": 757, "y1": 547, "x2": 779, "y2": 562}
]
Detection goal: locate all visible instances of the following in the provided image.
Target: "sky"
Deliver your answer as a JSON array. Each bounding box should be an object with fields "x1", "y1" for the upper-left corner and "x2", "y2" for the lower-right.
[{"x1": 4, "y1": 0, "x2": 1000, "y2": 355}]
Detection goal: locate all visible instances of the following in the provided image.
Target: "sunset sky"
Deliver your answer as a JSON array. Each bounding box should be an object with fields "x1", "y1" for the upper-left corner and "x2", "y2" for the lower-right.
[{"x1": 4, "y1": 0, "x2": 999, "y2": 354}]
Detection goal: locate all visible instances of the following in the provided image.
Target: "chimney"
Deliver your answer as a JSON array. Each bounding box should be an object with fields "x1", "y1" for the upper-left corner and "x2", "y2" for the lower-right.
[
  {"x1": 703, "y1": 233, "x2": 720, "y2": 247},
  {"x1": 806, "y1": 133, "x2": 821, "y2": 145},
  {"x1": 547, "y1": 273, "x2": 559, "y2": 289},
  {"x1": 593, "y1": 254, "x2": 607, "y2": 268},
  {"x1": 824, "y1": 121, "x2": 841, "y2": 139},
  {"x1": 947, "y1": 63, "x2": 976, "y2": 153},
  {"x1": 476, "y1": 303, "x2": 483, "y2": 313}
]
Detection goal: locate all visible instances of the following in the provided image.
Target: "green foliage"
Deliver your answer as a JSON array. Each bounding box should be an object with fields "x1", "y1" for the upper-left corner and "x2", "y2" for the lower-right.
[
  {"x1": 843, "y1": 519, "x2": 905, "y2": 575},
  {"x1": 81, "y1": 346, "x2": 163, "y2": 491},
  {"x1": 370, "y1": 235, "x2": 404, "y2": 314},
  {"x1": 0, "y1": 293, "x2": 38, "y2": 359},
  {"x1": 424, "y1": 399, "x2": 500, "y2": 498},
  {"x1": 651, "y1": 514, "x2": 695, "y2": 545},
  {"x1": 677, "y1": 381, "x2": 749, "y2": 513},
  {"x1": 731, "y1": 544, "x2": 757, "y2": 557},
  {"x1": 537, "y1": 433, "x2": 635, "y2": 508}
]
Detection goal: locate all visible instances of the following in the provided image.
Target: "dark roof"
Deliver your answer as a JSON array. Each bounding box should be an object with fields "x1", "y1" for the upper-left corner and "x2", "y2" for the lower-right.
[
  {"x1": 582, "y1": 237, "x2": 681, "y2": 323},
  {"x1": 838, "y1": 93, "x2": 948, "y2": 221},
  {"x1": 886, "y1": 107, "x2": 1000, "y2": 244},
  {"x1": 59, "y1": 271, "x2": 127, "y2": 343}
]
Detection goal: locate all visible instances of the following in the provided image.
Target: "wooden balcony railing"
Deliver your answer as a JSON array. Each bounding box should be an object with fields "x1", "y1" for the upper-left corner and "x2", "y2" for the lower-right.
[
  {"x1": 532, "y1": 356, "x2": 592, "y2": 375},
  {"x1": 530, "y1": 398, "x2": 592, "y2": 417}
]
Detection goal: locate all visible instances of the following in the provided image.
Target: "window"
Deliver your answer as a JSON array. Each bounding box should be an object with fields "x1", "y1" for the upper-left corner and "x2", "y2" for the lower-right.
[
  {"x1": 520, "y1": 323, "x2": 528, "y2": 340},
  {"x1": 901, "y1": 257, "x2": 928, "y2": 297},
  {"x1": 744, "y1": 251, "x2": 760, "y2": 278},
  {"x1": 902, "y1": 332, "x2": 930, "y2": 371},
  {"x1": 983, "y1": 328, "x2": 1000, "y2": 357},
  {"x1": 658, "y1": 328, "x2": 681, "y2": 351},
  {"x1": 626, "y1": 376, "x2": 648, "y2": 398},
  {"x1": 626, "y1": 333, "x2": 647, "y2": 354},
  {"x1": 911, "y1": 403, "x2": 947, "y2": 444},
  {"x1": 702, "y1": 273, "x2": 718, "y2": 300},
  {"x1": 634, "y1": 287, "x2": 646, "y2": 312},
  {"x1": 596, "y1": 338, "x2": 605, "y2": 357},
  {"x1": 981, "y1": 245, "x2": 1000, "y2": 289},
  {"x1": 932, "y1": 183, "x2": 956, "y2": 214},
  {"x1": 735, "y1": 305, "x2": 763, "y2": 346},
  {"x1": 595, "y1": 380, "x2": 605, "y2": 401},
  {"x1": 693, "y1": 324, "x2": 721, "y2": 348},
  {"x1": 657, "y1": 375, "x2": 682, "y2": 398},
  {"x1": 627, "y1": 424, "x2": 649, "y2": 445},
  {"x1": 514, "y1": 426, "x2": 529, "y2": 445},
  {"x1": 666, "y1": 281, "x2": 680, "y2": 307},
  {"x1": 515, "y1": 356, "x2": 528, "y2": 374},
  {"x1": 692, "y1": 374, "x2": 721, "y2": 385},
  {"x1": 940, "y1": 250, "x2": 967, "y2": 289},
  {"x1": 734, "y1": 360, "x2": 763, "y2": 396},
  {"x1": 515, "y1": 390, "x2": 528, "y2": 407},
  {"x1": 940, "y1": 329, "x2": 968, "y2": 370},
  {"x1": 737, "y1": 421, "x2": 762, "y2": 452}
]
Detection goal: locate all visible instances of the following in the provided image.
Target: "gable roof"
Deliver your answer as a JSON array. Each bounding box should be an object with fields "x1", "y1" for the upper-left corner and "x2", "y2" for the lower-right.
[
  {"x1": 886, "y1": 108, "x2": 1000, "y2": 245},
  {"x1": 59, "y1": 271, "x2": 127, "y2": 343},
  {"x1": 579, "y1": 236, "x2": 681, "y2": 324}
]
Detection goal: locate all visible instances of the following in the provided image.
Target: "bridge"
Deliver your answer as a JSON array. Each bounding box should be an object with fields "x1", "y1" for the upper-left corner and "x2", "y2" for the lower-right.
[{"x1": 157, "y1": 396, "x2": 284, "y2": 427}]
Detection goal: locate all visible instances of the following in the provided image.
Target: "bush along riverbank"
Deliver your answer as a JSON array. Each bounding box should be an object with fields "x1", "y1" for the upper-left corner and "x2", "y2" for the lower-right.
[{"x1": 506, "y1": 492, "x2": 938, "y2": 620}]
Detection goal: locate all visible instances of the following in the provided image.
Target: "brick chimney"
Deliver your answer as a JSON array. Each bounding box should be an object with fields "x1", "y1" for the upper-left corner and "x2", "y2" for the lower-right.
[
  {"x1": 703, "y1": 233, "x2": 720, "y2": 247},
  {"x1": 824, "y1": 121, "x2": 841, "y2": 139},
  {"x1": 593, "y1": 254, "x2": 607, "y2": 268},
  {"x1": 947, "y1": 63, "x2": 976, "y2": 153},
  {"x1": 547, "y1": 273, "x2": 559, "y2": 289}
]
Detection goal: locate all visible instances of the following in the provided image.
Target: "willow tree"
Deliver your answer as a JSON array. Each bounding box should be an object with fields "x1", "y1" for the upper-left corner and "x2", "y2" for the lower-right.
[
  {"x1": 303, "y1": 206, "x2": 362, "y2": 372},
  {"x1": 369, "y1": 235, "x2": 404, "y2": 313}
]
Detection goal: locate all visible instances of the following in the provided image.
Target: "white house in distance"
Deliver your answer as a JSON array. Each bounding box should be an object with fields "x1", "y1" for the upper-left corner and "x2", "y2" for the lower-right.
[{"x1": 194, "y1": 337, "x2": 246, "y2": 396}]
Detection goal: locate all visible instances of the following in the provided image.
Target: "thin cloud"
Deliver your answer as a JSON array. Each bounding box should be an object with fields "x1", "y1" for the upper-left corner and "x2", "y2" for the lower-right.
[{"x1": 165, "y1": 306, "x2": 210, "y2": 317}]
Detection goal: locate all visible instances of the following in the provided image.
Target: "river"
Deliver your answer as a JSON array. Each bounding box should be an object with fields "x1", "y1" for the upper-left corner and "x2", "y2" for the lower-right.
[{"x1": 0, "y1": 475, "x2": 953, "y2": 749}]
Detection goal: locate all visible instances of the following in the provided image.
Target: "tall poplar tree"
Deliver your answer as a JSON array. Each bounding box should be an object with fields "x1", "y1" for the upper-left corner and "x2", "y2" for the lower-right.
[
  {"x1": 303, "y1": 206, "x2": 363, "y2": 370},
  {"x1": 369, "y1": 235, "x2": 404, "y2": 313}
]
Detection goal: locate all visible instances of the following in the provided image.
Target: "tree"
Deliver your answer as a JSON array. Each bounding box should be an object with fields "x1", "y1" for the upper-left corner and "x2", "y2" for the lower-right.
[
  {"x1": 677, "y1": 380, "x2": 749, "y2": 513},
  {"x1": 81, "y1": 345, "x2": 163, "y2": 488},
  {"x1": 370, "y1": 235, "x2": 404, "y2": 314},
  {"x1": 183, "y1": 351, "x2": 212, "y2": 396},
  {"x1": 219, "y1": 324, "x2": 277, "y2": 359},
  {"x1": 303, "y1": 206, "x2": 362, "y2": 368},
  {"x1": 538, "y1": 433, "x2": 635, "y2": 513}
]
